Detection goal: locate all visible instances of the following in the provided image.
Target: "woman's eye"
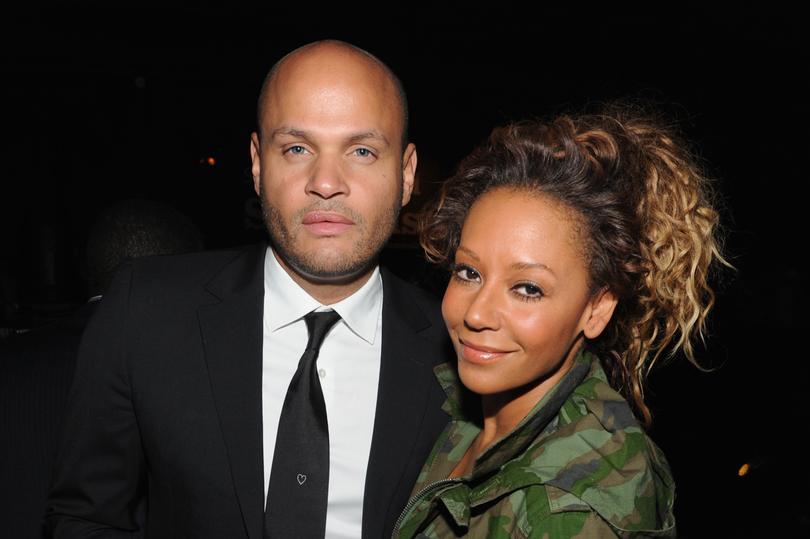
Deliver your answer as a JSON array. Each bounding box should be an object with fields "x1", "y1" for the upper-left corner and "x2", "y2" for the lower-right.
[
  {"x1": 452, "y1": 264, "x2": 480, "y2": 283},
  {"x1": 514, "y1": 283, "x2": 544, "y2": 299}
]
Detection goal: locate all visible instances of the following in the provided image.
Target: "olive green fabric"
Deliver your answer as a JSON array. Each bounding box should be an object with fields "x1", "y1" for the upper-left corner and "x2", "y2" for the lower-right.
[{"x1": 393, "y1": 350, "x2": 676, "y2": 538}]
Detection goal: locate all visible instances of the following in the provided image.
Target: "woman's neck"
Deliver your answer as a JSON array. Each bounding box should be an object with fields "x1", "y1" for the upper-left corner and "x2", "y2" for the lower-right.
[{"x1": 477, "y1": 352, "x2": 579, "y2": 451}]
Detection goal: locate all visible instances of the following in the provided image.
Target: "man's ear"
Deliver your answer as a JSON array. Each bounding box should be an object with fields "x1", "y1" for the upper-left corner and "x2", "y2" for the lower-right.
[
  {"x1": 400, "y1": 143, "x2": 417, "y2": 206},
  {"x1": 582, "y1": 288, "x2": 618, "y2": 339},
  {"x1": 250, "y1": 132, "x2": 262, "y2": 196}
]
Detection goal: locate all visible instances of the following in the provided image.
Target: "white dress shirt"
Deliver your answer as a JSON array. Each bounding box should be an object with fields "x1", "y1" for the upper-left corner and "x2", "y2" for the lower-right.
[{"x1": 261, "y1": 247, "x2": 383, "y2": 539}]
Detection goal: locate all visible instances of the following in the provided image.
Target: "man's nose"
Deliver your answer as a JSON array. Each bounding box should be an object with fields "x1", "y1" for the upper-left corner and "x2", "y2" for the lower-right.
[{"x1": 306, "y1": 155, "x2": 349, "y2": 199}]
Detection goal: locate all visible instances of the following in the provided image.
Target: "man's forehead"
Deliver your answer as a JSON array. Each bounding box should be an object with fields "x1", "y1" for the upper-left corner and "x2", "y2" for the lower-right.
[
  {"x1": 270, "y1": 49, "x2": 393, "y2": 100},
  {"x1": 262, "y1": 68, "x2": 400, "y2": 134},
  {"x1": 257, "y1": 41, "x2": 407, "y2": 146},
  {"x1": 276, "y1": 42, "x2": 383, "y2": 78}
]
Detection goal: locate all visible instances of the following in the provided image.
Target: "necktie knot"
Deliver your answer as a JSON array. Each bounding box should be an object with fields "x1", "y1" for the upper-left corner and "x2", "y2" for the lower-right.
[{"x1": 304, "y1": 310, "x2": 342, "y2": 352}]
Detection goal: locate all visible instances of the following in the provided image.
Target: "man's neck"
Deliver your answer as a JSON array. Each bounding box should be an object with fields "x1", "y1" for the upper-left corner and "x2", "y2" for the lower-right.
[{"x1": 272, "y1": 250, "x2": 377, "y2": 305}]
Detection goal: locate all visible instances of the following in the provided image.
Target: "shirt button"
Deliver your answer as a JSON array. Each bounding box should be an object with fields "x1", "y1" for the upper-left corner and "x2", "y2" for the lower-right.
[{"x1": 318, "y1": 368, "x2": 326, "y2": 378}]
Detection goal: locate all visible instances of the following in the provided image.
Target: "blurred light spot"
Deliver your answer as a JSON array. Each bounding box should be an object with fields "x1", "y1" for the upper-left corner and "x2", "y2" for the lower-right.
[
  {"x1": 203, "y1": 156, "x2": 216, "y2": 166},
  {"x1": 738, "y1": 463, "x2": 750, "y2": 477},
  {"x1": 134, "y1": 76, "x2": 146, "y2": 89}
]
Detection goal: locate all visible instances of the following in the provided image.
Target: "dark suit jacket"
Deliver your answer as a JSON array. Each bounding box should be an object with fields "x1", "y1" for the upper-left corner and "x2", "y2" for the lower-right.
[
  {"x1": 0, "y1": 302, "x2": 96, "y2": 539},
  {"x1": 45, "y1": 244, "x2": 452, "y2": 538}
]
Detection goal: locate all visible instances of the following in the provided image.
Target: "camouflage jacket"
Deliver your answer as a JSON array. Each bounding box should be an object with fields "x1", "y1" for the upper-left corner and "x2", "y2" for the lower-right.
[{"x1": 392, "y1": 350, "x2": 676, "y2": 538}]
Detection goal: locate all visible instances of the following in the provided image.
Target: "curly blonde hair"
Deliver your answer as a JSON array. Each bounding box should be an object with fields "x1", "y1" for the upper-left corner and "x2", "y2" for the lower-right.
[{"x1": 420, "y1": 104, "x2": 729, "y2": 425}]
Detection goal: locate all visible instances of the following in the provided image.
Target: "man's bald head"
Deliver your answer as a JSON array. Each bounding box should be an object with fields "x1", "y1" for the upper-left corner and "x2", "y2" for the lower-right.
[{"x1": 256, "y1": 40, "x2": 409, "y2": 149}]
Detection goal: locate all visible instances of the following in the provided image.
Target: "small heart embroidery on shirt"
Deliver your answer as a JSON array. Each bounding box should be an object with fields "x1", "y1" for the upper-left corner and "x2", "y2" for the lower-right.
[{"x1": 297, "y1": 474, "x2": 307, "y2": 485}]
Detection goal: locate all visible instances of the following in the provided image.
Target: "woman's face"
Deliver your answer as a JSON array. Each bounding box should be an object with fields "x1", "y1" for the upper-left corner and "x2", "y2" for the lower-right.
[{"x1": 441, "y1": 188, "x2": 616, "y2": 400}]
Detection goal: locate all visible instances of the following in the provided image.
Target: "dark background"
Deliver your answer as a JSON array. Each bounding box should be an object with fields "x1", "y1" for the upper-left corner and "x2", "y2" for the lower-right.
[{"x1": 1, "y1": 4, "x2": 807, "y2": 536}]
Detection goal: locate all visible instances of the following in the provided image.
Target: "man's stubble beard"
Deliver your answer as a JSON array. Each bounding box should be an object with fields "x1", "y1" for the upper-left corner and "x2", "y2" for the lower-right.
[{"x1": 259, "y1": 185, "x2": 402, "y2": 284}]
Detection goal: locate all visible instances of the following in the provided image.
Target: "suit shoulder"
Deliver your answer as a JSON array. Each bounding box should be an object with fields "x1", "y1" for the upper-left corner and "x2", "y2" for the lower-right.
[
  {"x1": 130, "y1": 246, "x2": 246, "y2": 277},
  {"x1": 126, "y1": 245, "x2": 260, "y2": 291}
]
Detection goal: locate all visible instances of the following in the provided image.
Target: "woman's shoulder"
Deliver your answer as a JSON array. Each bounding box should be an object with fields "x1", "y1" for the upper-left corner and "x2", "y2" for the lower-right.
[{"x1": 506, "y1": 359, "x2": 676, "y2": 536}]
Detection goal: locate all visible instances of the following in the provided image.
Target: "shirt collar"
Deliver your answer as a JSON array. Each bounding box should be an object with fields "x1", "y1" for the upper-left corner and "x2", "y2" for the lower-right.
[{"x1": 263, "y1": 246, "x2": 383, "y2": 344}]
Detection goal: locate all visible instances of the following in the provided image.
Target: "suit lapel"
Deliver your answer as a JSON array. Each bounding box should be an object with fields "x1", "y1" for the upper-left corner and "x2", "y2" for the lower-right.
[
  {"x1": 363, "y1": 269, "x2": 446, "y2": 537},
  {"x1": 197, "y1": 244, "x2": 266, "y2": 539}
]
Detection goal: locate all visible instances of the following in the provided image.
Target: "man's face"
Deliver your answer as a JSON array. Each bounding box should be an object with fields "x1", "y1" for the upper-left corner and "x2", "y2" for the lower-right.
[{"x1": 250, "y1": 47, "x2": 416, "y2": 284}]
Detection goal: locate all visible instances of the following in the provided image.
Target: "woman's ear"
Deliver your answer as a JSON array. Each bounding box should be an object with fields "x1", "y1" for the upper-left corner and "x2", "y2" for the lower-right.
[{"x1": 582, "y1": 288, "x2": 618, "y2": 339}]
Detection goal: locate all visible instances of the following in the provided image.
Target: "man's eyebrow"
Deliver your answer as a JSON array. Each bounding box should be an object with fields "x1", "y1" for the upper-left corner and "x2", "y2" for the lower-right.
[
  {"x1": 269, "y1": 127, "x2": 390, "y2": 147},
  {"x1": 270, "y1": 127, "x2": 310, "y2": 140},
  {"x1": 347, "y1": 131, "x2": 390, "y2": 147}
]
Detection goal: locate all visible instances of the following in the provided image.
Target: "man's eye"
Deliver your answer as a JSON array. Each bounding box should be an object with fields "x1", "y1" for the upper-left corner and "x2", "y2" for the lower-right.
[
  {"x1": 353, "y1": 148, "x2": 374, "y2": 158},
  {"x1": 285, "y1": 145, "x2": 307, "y2": 155}
]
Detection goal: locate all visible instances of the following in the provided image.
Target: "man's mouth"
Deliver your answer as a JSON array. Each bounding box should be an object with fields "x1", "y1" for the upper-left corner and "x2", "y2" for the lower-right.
[{"x1": 302, "y1": 211, "x2": 355, "y2": 235}]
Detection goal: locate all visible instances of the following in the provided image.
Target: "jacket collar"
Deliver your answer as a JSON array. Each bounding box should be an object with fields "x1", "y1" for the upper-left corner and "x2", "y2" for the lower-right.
[
  {"x1": 435, "y1": 349, "x2": 593, "y2": 482},
  {"x1": 361, "y1": 267, "x2": 450, "y2": 538},
  {"x1": 198, "y1": 243, "x2": 268, "y2": 539},
  {"x1": 431, "y1": 350, "x2": 675, "y2": 534}
]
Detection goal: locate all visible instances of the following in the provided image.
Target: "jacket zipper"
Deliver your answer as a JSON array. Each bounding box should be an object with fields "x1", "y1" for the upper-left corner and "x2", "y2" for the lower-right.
[{"x1": 391, "y1": 478, "x2": 462, "y2": 538}]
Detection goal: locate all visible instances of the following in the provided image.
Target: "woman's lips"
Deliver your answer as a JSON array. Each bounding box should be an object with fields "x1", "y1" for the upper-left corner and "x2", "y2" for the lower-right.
[
  {"x1": 302, "y1": 211, "x2": 354, "y2": 235},
  {"x1": 458, "y1": 338, "x2": 511, "y2": 364}
]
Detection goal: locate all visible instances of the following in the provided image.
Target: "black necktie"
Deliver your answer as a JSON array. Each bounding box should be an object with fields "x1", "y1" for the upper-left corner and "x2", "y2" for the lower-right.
[{"x1": 264, "y1": 310, "x2": 341, "y2": 538}]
